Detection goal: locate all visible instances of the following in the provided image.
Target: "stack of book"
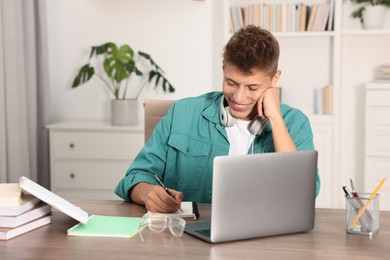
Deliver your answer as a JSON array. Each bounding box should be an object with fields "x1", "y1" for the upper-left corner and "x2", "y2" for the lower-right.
[
  {"x1": 0, "y1": 183, "x2": 52, "y2": 241},
  {"x1": 376, "y1": 64, "x2": 390, "y2": 83}
]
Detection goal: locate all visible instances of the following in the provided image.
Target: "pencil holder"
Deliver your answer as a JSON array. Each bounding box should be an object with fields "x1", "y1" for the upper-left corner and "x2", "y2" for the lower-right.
[{"x1": 345, "y1": 193, "x2": 380, "y2": 236}]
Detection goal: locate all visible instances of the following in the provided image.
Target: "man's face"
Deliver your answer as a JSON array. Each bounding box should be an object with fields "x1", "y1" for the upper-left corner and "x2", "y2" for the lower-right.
[{"x1": 222, "y1": 63, "x2": 276, "y2": 120}]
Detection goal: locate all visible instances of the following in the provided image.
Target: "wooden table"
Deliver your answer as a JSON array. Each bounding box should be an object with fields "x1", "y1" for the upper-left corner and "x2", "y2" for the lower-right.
[{"x1": 1, "y1": 200, "x2": 389, "y2": 259}]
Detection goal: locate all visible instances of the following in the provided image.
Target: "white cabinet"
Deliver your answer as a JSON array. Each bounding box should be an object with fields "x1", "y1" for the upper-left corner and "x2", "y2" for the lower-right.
[
  {"x1": 364, "y1": 83, "x2": 390, "y2": 210},
  {"x1": 47, "y1": 121, "x2": 144, "y2": 200}
]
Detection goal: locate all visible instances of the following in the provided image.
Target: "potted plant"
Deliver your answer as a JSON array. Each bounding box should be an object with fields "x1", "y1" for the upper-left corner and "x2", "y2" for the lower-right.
[
  {"x1": 350, "y1": 0, "x2": 390, "y2": 29},
  {"x1": 71, "y1": 42, "x2": 175, "y2": 125}
]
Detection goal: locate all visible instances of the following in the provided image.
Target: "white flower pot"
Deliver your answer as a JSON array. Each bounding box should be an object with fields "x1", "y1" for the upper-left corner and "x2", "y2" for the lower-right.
[
  {"x1": 111, "y1": 99, "x2": 138, "y2": 126},
  {"x1": 363, "y1": 5, "x2": 387, "y2": 29}
]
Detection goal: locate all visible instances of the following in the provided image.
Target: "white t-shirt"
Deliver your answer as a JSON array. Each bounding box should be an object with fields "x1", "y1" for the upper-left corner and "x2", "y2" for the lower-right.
[{"x1": 226, "y1": 119, "x2": 256, "y2": 156}]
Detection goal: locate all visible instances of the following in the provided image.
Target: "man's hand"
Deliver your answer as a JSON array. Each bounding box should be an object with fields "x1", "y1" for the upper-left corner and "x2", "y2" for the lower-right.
[
  {"x1": 256, "y1": 87, "x2": 281, "y2": 120},
  {"x1": 130, "y1": 182, "x2": 184, "y2": 213},
  {"x1": 257, "y1": 86, "x2": 297, "y2": 152}
]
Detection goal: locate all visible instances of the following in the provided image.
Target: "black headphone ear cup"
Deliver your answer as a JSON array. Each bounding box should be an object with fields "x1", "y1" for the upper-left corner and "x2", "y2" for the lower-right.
[
  {"x1": 220, "y1": 97, "x2": 236, "y2": 127},
  {"x1": 248, "y1": 116, "x2": 269, "y2": 136}
]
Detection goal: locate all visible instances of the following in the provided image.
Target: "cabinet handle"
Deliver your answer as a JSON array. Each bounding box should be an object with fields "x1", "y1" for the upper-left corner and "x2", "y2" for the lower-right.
[
  {"x1": 70, "y1": 173, "x2": 75, "y2": 179},
  {"x1": 69, "y1": 143, "x2": 74, "y2": 148}
]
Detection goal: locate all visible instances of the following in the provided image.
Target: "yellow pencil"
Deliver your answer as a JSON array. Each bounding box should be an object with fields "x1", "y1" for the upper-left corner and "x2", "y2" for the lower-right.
[{"x1": 351, "y1": 177, "x2": 387, "y2": 227}]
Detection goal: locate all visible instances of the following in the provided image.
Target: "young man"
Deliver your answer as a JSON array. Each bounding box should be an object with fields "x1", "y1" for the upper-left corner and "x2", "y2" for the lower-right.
[{"x1": 115, "y1": 25, "x2": 320, "y2": 213}]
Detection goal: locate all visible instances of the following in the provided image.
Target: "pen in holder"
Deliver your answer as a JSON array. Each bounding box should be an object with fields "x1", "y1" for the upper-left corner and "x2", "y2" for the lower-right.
[{"x1": 345, "y1": 193, "x2": 380, "y2": 236}]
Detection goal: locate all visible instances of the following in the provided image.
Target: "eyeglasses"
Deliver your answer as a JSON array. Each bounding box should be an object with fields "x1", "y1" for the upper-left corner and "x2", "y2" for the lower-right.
[{"x1": 137, "y1": 213, "x2": 186, "y2": 242}]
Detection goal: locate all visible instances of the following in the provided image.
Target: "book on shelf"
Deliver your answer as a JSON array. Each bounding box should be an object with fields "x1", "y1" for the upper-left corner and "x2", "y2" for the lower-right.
[
  {"x1": 0, "y1": 193, "x2": 41, "y2": 216},
  {"x1": 0, "y1": 215, "x2": 51, "y2": 241},
  {"x1": 314, "y1": 87, "x2": 323, "y2": 114},
  {"x1": 327, "y1": 0, "x2": 335, "y2": 31},
  {"x1": 314, "y1": 84, "x2": 333, "y2": 115},
  {"x1": 0, "y1": 183, "x2": 22, "y2": 207},
  {"x1": 0, "y1": 203, "x2": 51, "y2": 228},
  {"x1": 147, "y1": 201, "x2": 199, "y2": 220},
  {"x1": 229, "y1": 1, "x2": 336, "y2": 33},
  {"x1": 376, "y1": 64, "x2": 390, "y2": 82},
  {"x1": 300, "y1": 4, "x2": 308, "y2": 32}
]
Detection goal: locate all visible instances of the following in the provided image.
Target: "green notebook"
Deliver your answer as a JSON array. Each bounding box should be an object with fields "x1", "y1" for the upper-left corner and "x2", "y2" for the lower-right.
[{"x1": 67, "y1": 215, "x2": 141, "y2": 238}]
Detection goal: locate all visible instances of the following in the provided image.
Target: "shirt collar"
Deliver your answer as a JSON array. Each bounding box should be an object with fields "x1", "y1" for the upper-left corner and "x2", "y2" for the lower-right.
[{"x1": 201, "y1": 92, "x2": 223, "y2": 125}]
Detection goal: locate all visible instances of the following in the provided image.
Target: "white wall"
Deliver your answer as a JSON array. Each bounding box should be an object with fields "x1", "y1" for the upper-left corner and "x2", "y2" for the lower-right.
[{"x1": 45, "y1": 0, "x2": 215, "y2": 122}]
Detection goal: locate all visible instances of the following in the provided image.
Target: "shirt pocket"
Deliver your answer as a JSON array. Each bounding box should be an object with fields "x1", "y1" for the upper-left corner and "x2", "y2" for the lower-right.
[{"x1": 166, "y1": 133, "x2": 211, "y2": 191}]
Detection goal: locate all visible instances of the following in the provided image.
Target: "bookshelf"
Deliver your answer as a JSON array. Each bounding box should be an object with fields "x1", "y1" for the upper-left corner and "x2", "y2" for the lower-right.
[{"x1": 213, "y1": 0, "x2": 390, "y2": 208}]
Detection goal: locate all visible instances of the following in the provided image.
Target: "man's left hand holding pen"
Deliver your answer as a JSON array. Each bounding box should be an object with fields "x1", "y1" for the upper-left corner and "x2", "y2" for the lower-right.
[{"x1": 129, "y1": 176, "x2": 184, "y2": 213}]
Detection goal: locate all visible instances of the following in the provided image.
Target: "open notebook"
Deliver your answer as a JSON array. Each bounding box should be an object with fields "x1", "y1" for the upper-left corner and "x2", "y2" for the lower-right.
[{"x1": 147, "y1": 201, "x2": 199, "y2": 219}]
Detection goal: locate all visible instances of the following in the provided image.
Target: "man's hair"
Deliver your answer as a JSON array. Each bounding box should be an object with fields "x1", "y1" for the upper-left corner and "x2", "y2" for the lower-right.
[{"x1": 223, "y1": 25, "x2": 279, "y2": 76}]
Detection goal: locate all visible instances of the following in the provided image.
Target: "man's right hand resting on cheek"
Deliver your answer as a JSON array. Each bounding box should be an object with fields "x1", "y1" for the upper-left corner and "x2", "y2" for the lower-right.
[{"x1": 130, "y1": 182, "x2": 184, "y2": 213}]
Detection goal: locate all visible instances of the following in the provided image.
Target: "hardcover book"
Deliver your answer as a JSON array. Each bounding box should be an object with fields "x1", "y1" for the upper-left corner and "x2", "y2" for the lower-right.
[
  {"x1": 18, "y1": 176, "x2": 89, "y2": 224},
  {"x1": 0, "y1": 194, "x2": 41, "y2": 216},
  {"x1": 0, "y1": 203, "x2": 52, "y2": 228},
  {"x1": 0, "y1": 215, "x2": 51, "y2": 241},
  {"x1": 0, "y1": 183, "x2": 22, "y2": 207}
]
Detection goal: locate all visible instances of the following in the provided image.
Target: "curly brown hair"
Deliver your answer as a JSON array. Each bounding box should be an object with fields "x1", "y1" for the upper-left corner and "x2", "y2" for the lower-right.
[{"x1": 223, "y1": 25, "x2": 279, "y2": 77}]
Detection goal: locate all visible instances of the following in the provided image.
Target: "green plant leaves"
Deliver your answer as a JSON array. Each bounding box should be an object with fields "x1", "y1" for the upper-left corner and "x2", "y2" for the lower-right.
[
  {"x1": 148, "y1": 70, "x2": 174, "y2": 93},
  {"x1": 72, "y1": 64, "x2": 94, "y2": 88},
  {"x1": 351, "y1": 6, "x2": 365, "y2": 23},
  {"x1": 71, "y1": 42, "x2": 175, "y2": 99},
  {"x1": 101, "y1": 43, "x2": 136, "y2": 84}
]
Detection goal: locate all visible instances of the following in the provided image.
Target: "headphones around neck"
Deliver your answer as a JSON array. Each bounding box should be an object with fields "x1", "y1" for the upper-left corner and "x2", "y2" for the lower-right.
[{"x1": 220, "y1": 97, "x2": 269, "y2": 136}]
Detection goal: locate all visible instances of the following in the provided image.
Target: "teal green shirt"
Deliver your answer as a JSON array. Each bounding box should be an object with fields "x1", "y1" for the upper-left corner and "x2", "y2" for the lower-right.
[{"x1": 115, "y1": 91, "x2": 320, "y2": 203}]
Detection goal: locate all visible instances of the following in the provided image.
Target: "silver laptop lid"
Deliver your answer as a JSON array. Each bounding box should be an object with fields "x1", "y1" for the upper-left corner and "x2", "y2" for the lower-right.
[{"x1": 210, "y1": 150, "x2": 318, "y2": 243}]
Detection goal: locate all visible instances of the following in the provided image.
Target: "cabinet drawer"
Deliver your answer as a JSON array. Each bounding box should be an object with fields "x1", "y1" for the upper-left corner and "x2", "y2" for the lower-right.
[
  {"x1": 365, "y1": 133, "x2": 390, "y2": 156},
  {"x1": 52, "y1": 131, "x2": 143, "y2": 159},
  {"x1": 366, "y1": 108, "x2": 390, "y2": 131},
  {"x1": 53, "y1": 161, "x2": 129, "y2": 190},
  {"x1": 366, "y1": 90, "x2": 390, "y2": 106}
]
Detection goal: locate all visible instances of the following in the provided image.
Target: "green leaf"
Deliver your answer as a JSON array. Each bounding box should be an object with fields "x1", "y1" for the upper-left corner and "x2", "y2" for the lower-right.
[
  {"x1": 169, "y1": 83, "x2": 175, "y2": 93},
  {"x1": 139, "y1": 51, "x2": 163, "y2": 72},
  {"x1": 162, "y1": 80, "x2": 167, "y2": 92},
  {"x1": 351, "y1": 7, "x2": 365, "y2": 24},
  {"x1": 154, "y1": 73, "x2": 161, "y2": 88},
  {"x1": 148, "y1": 70, "x2": 157, "y2": 82},
  {"x1": 89, "y1": 42, "x2": 115, "y2": 59},
  {"x1": 72, "y1": 64, "x2": 95, "y2": 88},
  {"x1": 102, "y1": 44, "x2": 136, "y2": 84},
  {"x1": 146, "y1": 70, "x2": 175, "y2": 93}
]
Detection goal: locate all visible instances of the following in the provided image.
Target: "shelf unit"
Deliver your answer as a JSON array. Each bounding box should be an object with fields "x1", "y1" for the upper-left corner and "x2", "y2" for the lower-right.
[{"x1": 212, "y1": 0, "x2": 390, "y2": 208}]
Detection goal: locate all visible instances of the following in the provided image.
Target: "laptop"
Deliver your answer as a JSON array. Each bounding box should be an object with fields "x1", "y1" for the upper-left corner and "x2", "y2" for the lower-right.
[{"x1": 184, "y1": 150, "x2": 318, "y2": 243}]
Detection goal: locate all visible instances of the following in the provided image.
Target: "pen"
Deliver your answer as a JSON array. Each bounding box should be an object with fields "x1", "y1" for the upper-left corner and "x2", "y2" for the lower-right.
[
  {"x1": 154, "y1": 174, "x2": 174, "y2": 196},
  {"x1": 342, "y1": 185, "x2": 352, "y2": 198},
  {"x1": 154, "y1": 174, "x2": 183, "y2": 212},
  {"x1": 350, "y1": 178, "x2": 373, "y2": 221},
  {"x1": 350, "y1": 178, "x2": 359, "y2": 198},
  {"x1": 351, "y1": 177, "x2": 387, "y2": 227}
]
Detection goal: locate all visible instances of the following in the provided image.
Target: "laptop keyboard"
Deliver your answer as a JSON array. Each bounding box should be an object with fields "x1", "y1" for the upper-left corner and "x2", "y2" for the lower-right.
[{"x1": 195, "y1": 228, "x2": 211, "y2": 237}]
